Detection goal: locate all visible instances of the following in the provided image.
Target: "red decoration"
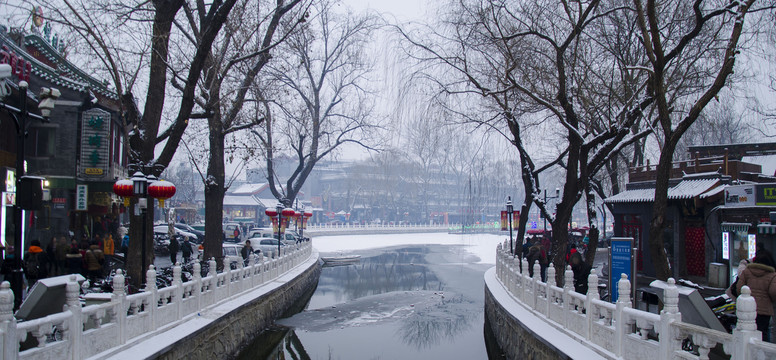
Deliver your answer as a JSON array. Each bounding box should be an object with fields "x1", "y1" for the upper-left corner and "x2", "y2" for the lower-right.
[
  {"x1": 148, "y1": 180, "x2": 176, "y2": 208},
  {"x1": 265, "y1": 208, "x2": 278, "y2": 217},
  {"x1": 685, "y1": 227, "x2": 706, "y2": 277},
  {"x1": 113, "y1": 179, "x2": 133, "y2": 207}
]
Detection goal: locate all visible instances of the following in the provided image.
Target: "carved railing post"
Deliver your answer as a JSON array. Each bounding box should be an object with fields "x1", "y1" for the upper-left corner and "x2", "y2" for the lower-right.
[
  {"x1": 112, "y1": 270, "x2": 127, "y2": 344},
  {"x1": 223, "y1": 257, "x2": 233, "y2": 297},
  {"x1": 521, "y1": 258, "x2": 529, "y2": 302},
  {"x1": 732, "y1": 286, "x2": 760, "y2": 360},
  {"x1": 65, "y1": 275, "x2": 82, "y2": 359},
  {"x1": 0, "y1": 281, "x2": 17, "y2": 360},
  {"x1": 532, "y1": 260, "x2": 540, "y2": 308},
  {"x1": 585, "y1": 269, "x2": 599, "y2": 340},
  {"x1": 615, "y1": 273, "x2": 631, "y2": 357},
  {"x1": 547, "y1": 263, "x2": 556, "y2": 287},
  {"x1": 192, "y1": 261, "x2": 202, "y2": 310},
  {"x1": 658, "y1": 278, "x2": 681, "y2": 359},
  {"x1": 563, "y1": 265, "x2": 574, "y2": 328},
  {"x1": 145, "y1": 265, "x2": 158, "y2": 330},
  {"x1": 173, "y1": 263, "x2": 183, "y2": 320}
]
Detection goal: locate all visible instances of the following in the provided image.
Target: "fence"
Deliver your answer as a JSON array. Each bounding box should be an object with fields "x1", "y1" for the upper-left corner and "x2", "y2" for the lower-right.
[
  {"x1": 307, "y1": 223, "x2": 460, "y2": 231},
  {"x1": 493, "y1": 241, "x2": 776, "y2": 360},
  {"x1": 0, "y1": 241, "x2": 313, "y2": 360}
]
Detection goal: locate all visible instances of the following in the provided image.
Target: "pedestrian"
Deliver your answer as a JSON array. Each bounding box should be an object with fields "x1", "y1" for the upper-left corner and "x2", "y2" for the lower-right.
[
  {"x1": 569, "y1": 252, "x2": 591, "y2": 295},
  {"x1": 234, "y1": 227, "x2": 241, "y2": 241},
  {"x1": 83, "y1": 240, "x2": 105, "y2": 283},
  {"x1": 55, "y1": 236, "x2": 68, "y2": 276},
  {"x1": 241, "y1": 240, "x2": 252, "y2": 265},
  {"x1": 527, "y1": 244, "x2": 548, "y2": 281},
  {"x1": 168, "y1": 235, "x2": 180, "y2": 264},
  {"x1": 181, "y1": 237, "x2": 193, "y2": 264},
  {"x1": 121, "y1": 234, "x2": 129, "y2": 254},
  {"x1": 45, "y1": 236, "x2": 57, "y2": 276},
  {"x1": 736, "y1": 254, "x2": 776, "y2": 342},
  {"x1": 103, "y1": 234, "x2": 115, "y2": 275},
  {"x1": 23, "y1": 239, "x2": 48, "y2": 287},
  {"x1": 65, "y1": 246, "x2": 83, "y2": 275}
]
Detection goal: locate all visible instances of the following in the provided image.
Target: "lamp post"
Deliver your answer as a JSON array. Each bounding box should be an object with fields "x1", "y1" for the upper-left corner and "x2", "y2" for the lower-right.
[
  {"x1": 275, "y1": 204, "x2": 284, "y2": 256},
  {"x1": 0, "y1": 72, "x2": 61, "y2": 309},
  {"x1": 131, "y1": 171, "x2": 148, "y2": 284},
  {"x1": 506, "y1": 197, "x2": 514, "y2": 255}
]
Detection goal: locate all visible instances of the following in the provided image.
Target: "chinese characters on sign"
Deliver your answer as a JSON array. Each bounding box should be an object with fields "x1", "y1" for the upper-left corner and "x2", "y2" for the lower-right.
[
  {"x1": 610, "y1": 238, "x2": 634, "y2": 303},
  {"x1": 76, "y1": 185, "x2": 88, "y2": 211},
  {"x1": 79, "y1": 108, "x2": 110, "y2": 178}
]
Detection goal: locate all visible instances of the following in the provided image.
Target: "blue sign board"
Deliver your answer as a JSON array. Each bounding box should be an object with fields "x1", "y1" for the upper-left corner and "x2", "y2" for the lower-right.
[{"x1": 610, "y1": 238, "x2": 633, "y2": 303}]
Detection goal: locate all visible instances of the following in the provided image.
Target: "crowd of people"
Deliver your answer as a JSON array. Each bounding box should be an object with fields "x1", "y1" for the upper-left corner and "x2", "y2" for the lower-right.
[{"x1": 519, "y1": 234, "x2": 592, "y2": 294}]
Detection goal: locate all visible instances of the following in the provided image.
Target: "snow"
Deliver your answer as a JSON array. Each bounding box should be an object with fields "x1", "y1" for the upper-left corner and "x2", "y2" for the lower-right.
[
  {"x1": 484, "y1": 268, "x2": 608, "y2": 359},
  {"x1": 94, "y1": 249, "x2": 320, "y2": 360},
  {"x1": 313, "y1": 232, "x2": 507, "y2": 264}
]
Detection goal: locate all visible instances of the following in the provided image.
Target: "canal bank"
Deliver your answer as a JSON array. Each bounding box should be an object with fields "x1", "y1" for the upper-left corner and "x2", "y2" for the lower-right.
[
  {"x1": 96, "y1": 250, "x2": 321, "y2": 360},
  {"x1": 484, "y1": 268, "x2": 607, "y2": 360}
]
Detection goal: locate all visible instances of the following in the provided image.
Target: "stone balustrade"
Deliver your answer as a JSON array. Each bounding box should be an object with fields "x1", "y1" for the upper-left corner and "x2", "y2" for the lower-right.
[
  {"x1": 494, "y1": 241, "x2": 776, "y2": 359},
  {"x1": 307, "y1": 223, "x2": 460, "y2": 231},
  {"x1": 0, "y1": 241, "x2": 313, "y2": 360}
]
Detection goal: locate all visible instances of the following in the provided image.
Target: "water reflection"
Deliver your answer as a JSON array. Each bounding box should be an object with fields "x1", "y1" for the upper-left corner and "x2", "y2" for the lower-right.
[{"x1": 237, "y1": 245, "x2": 503, "y2": 359}]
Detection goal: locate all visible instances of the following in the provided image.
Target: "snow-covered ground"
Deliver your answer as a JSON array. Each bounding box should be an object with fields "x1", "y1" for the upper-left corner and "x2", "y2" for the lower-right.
[{"x1": 313, "y1": 232, "x2": 507, "y2": 264}]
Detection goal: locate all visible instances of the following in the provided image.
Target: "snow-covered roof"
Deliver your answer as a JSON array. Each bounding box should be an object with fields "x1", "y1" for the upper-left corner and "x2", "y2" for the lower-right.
[
  {"x1": 700, "y1": 186, "x2": 725, "y2": 199},
  {"x1": 223, "y1": 195, "x2": 260, "y2": 206},
  {"x1": 230, "y1": 183, "x2": 268, "y2": 195},
  {"x1": 256, "y1": 198, "x2": 280, "y2": 208},
  {"x1": 605, "y1": 179, "x2": 720, "y2": 204}
]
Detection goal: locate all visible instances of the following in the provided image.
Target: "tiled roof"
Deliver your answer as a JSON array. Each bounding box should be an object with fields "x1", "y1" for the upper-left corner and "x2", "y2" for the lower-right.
[
  {"x1": 230, "y1": 183, "x2": 268, "y2": 195},
  {"x1": 223, "y1": 195, "x2": 260, "y2": 206},
  {"x1": 605, "y1": 179, "x2": 720, "y2": 203}
]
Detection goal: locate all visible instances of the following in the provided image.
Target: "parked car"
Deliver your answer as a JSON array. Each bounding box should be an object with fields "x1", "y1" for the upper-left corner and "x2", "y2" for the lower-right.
[
  {"x1": 174, "y1": 223, "x2": 204, "y2": 243},
  {"x1": 197, "y1": 243, "x2": 247, "y2": 269},
  {"x1": 248, "y1": 228, "x2": 298, "y2": 245},
  {"x1": 153, "y1": 225, "x2": 198, "y2": 240},
  {"x1": 223, "y1": 223, "x2": 241, "y2": 242},
  {"x1": 243, "y1": 237, "x2": 286, "y2": 258}
]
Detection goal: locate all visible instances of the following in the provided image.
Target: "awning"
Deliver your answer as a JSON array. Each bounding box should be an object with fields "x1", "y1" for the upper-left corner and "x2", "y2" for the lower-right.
[
  {"x1": 721, "y1": 222, "x2": 752, "y2": 232},
  {"x1": 605, "y1": 179, "x2": 721, "y2": 204},
  {"x1": 758, "y1": 224, "x2": 776, "y2": 234}
]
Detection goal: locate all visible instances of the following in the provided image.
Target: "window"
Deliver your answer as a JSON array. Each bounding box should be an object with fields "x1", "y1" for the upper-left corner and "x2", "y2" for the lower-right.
[{"x1": 25, "y1": 127, "x2": 56, "y2": 157}]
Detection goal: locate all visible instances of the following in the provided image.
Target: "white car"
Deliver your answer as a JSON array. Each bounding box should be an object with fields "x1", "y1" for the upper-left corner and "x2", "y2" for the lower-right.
[
  {"x1": 153, "y1": 225, "x2": 197, "y2": 240},
  {"x1": 198, "y1": 243, "x2": 248, "y2": 269},
  {"x1": 247, "y1": 228, "x2": 298, "y2": 245},
  {"x1": 241, "y1": 237, "x2": 286, "y2": 258}
]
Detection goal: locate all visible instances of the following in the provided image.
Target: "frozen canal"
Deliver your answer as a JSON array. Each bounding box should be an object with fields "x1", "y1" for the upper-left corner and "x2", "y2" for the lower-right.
[{"x1": 236, "y1": 232, "x2": 508, "y2": 359}]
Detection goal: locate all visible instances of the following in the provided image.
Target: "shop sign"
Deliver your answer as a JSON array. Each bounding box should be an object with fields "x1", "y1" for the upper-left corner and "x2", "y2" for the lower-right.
[
  {"x1": 610, "y1": 237, "x2": 634, "y2": 303},
  {"x1": 2, "y1": 168, "x2": 15, "y2": 194},
  {"x1": 756, "y1": 183, "x2": 776, "y2": 206},
  {"x1": 724, "y1": 185, "x2": 754, "y2": 207},
  {"x1": 79, "y1": 108, "x2": 111, "y2": 179},
  {"x1": 76, "y1": 185, "x2": 88, "y2": 211},
  {"x1": 748, "y1": 234, "x2": 757, "y2": 259},
  {"x1": 722, "y1": 232, "x2": 730, "y2": 260}
]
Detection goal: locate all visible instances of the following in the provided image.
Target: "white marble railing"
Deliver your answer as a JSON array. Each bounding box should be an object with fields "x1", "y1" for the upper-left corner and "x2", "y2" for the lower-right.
[
  {"x1": 494, "y1": 241, "x2": 776, "y2": 360},
  {"x1": 307, "y1": 223, "x2": 460, "y2": 231},
  {"x1": 0, "y1": 241, "x2": 313, "y2": 360}
]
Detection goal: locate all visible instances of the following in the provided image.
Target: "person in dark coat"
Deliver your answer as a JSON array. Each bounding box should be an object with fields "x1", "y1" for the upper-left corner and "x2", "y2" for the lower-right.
[
  {"x1": 181, "y1": 237, "x2": 193, "y2": 264},
  {"x1": 23, "y1": 239, "x2": 48, "y2": 286},
  {"x1": 737, "y1": 254, "x2": 776, "y2": 341},
  {"x1": 569, "y1": 252, "x2": 591, "y2": 295},
  {"x1": 65, "y1": 247, "x2": 83, "y2": 275},
  {"x1": 241, "y1": 240, "x2": 252, "y2": 265},
  {"x1": 168, "y1": 236, "x2": 180, "y2": 264}
]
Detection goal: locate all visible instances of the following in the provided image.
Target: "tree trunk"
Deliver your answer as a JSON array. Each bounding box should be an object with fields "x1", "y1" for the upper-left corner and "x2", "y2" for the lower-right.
[
  {"x1": 203, "y1": 121, "x2": 227, "y2": 267},
  {"x1": 647, "y1": 140, "x2": 675, "y2": 281}
]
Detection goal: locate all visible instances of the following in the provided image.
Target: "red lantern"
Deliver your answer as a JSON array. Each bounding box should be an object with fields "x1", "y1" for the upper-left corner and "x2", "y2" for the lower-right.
[
  {"x1": 148, "y1": 180, "x2": 176, "y2": 208},
  {"x1": 113, "y1": 179, "x2": 134, "y2": 207},
  {"x1": 303, "y1": 210, "x2": 312, "y2": 229}
]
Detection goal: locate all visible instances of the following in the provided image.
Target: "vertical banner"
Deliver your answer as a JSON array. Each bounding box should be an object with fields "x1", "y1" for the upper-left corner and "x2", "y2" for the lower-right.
[
  {"x1": 610, "y1": 237, "x2": 634, "y2": 303},
  {"x1": 76, "y1": 185, "x2": 88, "y2": 211},
  {"x1": 748, "y1": 234, "x2": 757, "y2": 259},
  {"x1": 500, "y1": 211, "x2": 508, "y2": 231},
  {"x1": 512, "y1": 211, "x2": 520, "y2": 230},
  {"x1": 721, "y1": 232, "x2": 730, "y2": 260}
]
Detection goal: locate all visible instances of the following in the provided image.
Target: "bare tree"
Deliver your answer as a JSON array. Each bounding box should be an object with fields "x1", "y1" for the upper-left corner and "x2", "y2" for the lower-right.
[
  {"x1": 637, "y1": 0, "x2": 763, "y2": 280},
  {"x1": 46, "y1": 0, "x2": 241, "y2": 287},
  {"x1": 401, "y1": 0, "x2": 653, "y2": 280},
  {"x1": 252, "y1": 0, "x2": 382, "y2": 207},
  {"x1": 175, "y1": 0, "x2": 308, "y2": 265}
]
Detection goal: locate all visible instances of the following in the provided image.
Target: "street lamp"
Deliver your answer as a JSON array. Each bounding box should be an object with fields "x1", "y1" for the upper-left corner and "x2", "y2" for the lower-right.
[
  {"x1": 0, "y1": 70, "x2": 61, "y2": 309},
  {"x1": 506, "y1": 197, "x2": 514, "y2": 255},
  {"x1": 131, "y1": 171, "x2": 149, "y2": 284},
  {"x1": 543, "y1": 188, "x2": 561, "y2": 234}
]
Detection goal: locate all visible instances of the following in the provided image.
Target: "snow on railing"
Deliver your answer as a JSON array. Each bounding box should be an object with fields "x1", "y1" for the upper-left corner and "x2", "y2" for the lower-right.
[
  {"x1": 0, "y1": 241, "x2": 313, "y2": 360},
  {"x1": 493, "y1": 241, "x2": 776, "y2": 360},
  {"x1": 306, "y1": 223, "x2": 460, "y2": 231}
]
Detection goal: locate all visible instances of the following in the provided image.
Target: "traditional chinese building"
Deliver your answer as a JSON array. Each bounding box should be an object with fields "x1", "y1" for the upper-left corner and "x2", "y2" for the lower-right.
[{"x1": 0, "y1": 25, "x2": 127, "y2": 249}]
